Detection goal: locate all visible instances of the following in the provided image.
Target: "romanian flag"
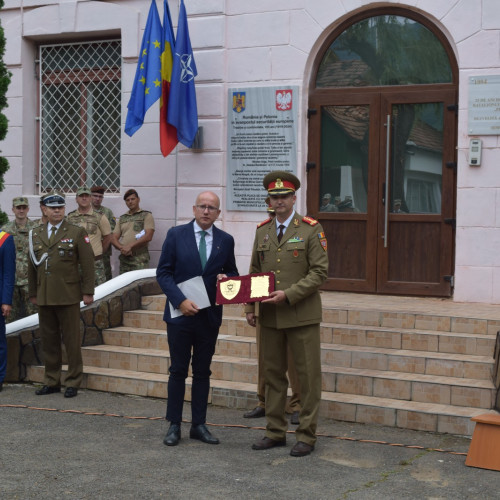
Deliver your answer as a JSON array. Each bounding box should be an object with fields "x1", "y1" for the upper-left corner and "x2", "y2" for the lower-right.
[
  {"x1": 159, "y1": 0, "x2": 178, "y2": 156},
  {"x1": 167, "y1": 0, "x2": 198, "y2": 148},
  {"x1": 124, "y1": 0, "x2": 163, "y2": 137}
]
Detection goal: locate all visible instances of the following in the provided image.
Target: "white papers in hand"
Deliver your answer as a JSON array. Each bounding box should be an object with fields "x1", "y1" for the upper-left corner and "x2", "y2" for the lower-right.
[{"x1": 169, "y1": 275, "x2": 211, "y2": 318}]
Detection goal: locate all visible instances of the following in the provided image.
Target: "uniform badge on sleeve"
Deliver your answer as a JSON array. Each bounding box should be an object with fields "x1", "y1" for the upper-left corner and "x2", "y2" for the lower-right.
[
  {"x1": 84, "y1": 236, "x2": 90, "y2": 244},
  {"x1": 318, "y1": 232, "x2": 327, "y2": 251}
]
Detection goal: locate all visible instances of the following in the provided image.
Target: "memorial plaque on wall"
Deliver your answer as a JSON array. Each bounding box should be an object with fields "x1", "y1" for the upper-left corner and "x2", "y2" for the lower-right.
[
  {"x1": 468, "y1": 75, "x2": 500, "y2": 135},
  {"x1": 226, "y1": 86, "x2": 299, "y2": 211}
]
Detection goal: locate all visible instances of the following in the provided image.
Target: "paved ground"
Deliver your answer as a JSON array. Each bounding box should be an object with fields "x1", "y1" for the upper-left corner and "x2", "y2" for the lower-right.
[{"x1": 1, "y1": 383, "x2": 499, "y2": 499}]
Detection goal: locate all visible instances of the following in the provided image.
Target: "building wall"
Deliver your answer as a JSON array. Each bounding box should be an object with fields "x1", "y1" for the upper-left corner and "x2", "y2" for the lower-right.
[{"x1": 1, "y1": 0, "x2": 500, "y2": 303}]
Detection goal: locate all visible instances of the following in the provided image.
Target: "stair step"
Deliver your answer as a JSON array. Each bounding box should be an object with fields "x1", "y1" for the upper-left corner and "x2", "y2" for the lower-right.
[
  {"x1": 321, "y1": 343, "x2": 493, "y2": 380},
  {"x1": 143, "y1": 293, "x2": 500, "y2": 335},
  {"x1": 81, "y1": 343, "x2": 494, "y2": 407},
  {"x1": 26, "y1": 364, "x2": 495, "y2": 436},
  {"x1": 100, "y1": 328, "x2": 493, "y2": 382},
  {"x1": 322, "y1": 322, "x2": 495, "y2": 356}
]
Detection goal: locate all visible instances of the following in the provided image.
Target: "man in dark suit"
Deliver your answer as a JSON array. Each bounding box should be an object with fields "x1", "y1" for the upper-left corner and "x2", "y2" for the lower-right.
[
  {"x1": 0, "y1": 229, "x2": 15, "y2": 392},
  {"x1": 156, "y1": 191, "x2": 238, "y2": 446},
  {"x1": 28, "y1": 192, "x2": 95, "y2": 398}
]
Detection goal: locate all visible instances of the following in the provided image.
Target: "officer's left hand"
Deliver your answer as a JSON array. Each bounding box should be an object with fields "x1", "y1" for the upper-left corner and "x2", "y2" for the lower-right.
[{"x1": 261, "y1": 290, "x2": 287, "y2": 304}]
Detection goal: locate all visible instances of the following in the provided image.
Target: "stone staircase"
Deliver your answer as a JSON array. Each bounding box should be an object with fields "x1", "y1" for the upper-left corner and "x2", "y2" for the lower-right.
[{"x1": 27, "y1": 292, "x2": 500, "y2": 436}]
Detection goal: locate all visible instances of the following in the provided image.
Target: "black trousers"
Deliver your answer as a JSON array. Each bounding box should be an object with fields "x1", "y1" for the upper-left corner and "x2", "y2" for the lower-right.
[{"x1": 165, "y1": 312, "x2": 219, "y2": 425}]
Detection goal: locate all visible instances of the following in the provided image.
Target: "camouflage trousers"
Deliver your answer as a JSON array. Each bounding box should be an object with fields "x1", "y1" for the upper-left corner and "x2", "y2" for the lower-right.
[
  {"x1": 95, "y1": 258, "x2": 107, "y2": 286},
  {"x1": 103, "y1": 253, "x2": 112, "y2": 281},
  {"x1": 7, "y1": 285, "x2": 38, "y2": 323},
  {"x1": 119, "y1": 251, "x2": 150, "y2": 274}
]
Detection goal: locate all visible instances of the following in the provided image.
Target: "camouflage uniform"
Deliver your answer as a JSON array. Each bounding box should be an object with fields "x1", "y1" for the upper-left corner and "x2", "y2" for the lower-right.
[
  {"x1": 67, "y1": 208, "x2": 111, "y2": 286},
  {"x1": 94, "y1": 205, "x2": 116, "y2": 281},
  {"x1": 113, "y1": 209, "x2": 154, "y2": 274},
  {"x1": 2, "y1": 219, "x2": 38, "y2": 322}
]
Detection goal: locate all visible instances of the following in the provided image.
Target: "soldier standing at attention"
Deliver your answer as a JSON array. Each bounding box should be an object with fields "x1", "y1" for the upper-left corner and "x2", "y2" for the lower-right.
[
  {"x1": 3, "y1": 197, "x2": 38, "y2": 322},
  {"x1": 91, "y1": 186, "x2": 116, "y2": 281},
  {"x1": 111, "y1": 189, "x2": 155, "y2": 274},
  {"x1": 246, "y1": 171, "x2": 328, "y2": 457},
  {"x1": 68, "y1": 186, "x2": 112, "y2": 286},
  {"x1": 28, "y1": 192, "x2": 95, "y2": 398},
  {"x1": 244, "y1": 196, "x2": 302, "y2": 424}
]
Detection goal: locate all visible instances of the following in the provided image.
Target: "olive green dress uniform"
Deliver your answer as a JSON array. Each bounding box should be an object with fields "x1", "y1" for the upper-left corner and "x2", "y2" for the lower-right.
[
  {"x1": 94, "y1": 205, "x2": 116, "y2": 281},
  {"x1": 28, "y1": 220, "x2": 95, "y2": 389},
  {"x1": 113, "y1": 209, "x2": 154, "y2": 274},
  {"x1": 2, "y1": 218, "x2": 38, "y2": 322},
  {"x1": 67, "y1": 207, "x2": 111, "y2": 286},
  {"x1": 246, "y1": 212, "x2": 328, "y2": 447}
]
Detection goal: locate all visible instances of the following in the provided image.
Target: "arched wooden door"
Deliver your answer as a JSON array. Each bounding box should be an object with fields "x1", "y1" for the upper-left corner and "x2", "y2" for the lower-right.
[{"x1": 307, "y1": 9, "x2": 458, "y2": 296}]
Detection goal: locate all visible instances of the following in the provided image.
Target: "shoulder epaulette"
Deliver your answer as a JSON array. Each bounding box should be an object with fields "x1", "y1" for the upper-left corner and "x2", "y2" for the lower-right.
[
  {"x1": 302, "y1": 216, "x2": 319, "y2": 226},
  {"x1": 257, "y1": 218, "x2": 272, "y2": 228}
]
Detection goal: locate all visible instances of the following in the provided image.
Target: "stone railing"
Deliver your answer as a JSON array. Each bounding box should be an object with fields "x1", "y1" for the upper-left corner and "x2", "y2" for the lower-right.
[{"x1": 5, "y1": 275, "x2": 162, "y2": 382}]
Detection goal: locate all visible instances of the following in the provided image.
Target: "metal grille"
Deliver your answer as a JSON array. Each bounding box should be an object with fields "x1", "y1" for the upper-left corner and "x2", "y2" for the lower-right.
[{"x1": 39, "y1": 40, "x2": 122, "y2": 193}]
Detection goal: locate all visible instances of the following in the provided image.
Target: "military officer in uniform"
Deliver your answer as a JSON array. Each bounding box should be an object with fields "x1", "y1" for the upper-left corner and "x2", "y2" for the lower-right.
[
  {"x1": 244, "y1": 196, "x2": 302, "y2": 424},
  {"x1": 28, "y1": 192, "x2": 95, "y2": 398},
  {"x1": 111, "y1": 189, "x2": 155, "y2": 274},
  {"x1": 68, "y1": 186, "x2": 112, "y2": 286},
  {"x1": 3, "y1": 197, "x2": 38, "y2": 322},
  {"x1": 246, "y1": 171, "x2": 328, "y2": 457},
  {"x1": 91, "y1": 186, "x2": 116, "y2": 281}
]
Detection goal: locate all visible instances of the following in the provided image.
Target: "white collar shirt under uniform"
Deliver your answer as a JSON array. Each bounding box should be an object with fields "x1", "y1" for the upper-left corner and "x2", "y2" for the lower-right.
[{"x1": 275, "y1": 211, "x2": 295, "y2": 238}]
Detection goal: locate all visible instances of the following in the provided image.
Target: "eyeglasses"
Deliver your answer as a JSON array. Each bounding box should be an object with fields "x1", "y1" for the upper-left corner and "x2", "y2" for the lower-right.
[{"x1": 196, "y1": 205, "x2": 219, "y2": 213}]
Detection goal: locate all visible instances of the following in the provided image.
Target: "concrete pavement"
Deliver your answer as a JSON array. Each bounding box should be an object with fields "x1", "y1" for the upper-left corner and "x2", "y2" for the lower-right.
[{"x1": 0, "y1": 383, "x2": 498, "y2": 499}]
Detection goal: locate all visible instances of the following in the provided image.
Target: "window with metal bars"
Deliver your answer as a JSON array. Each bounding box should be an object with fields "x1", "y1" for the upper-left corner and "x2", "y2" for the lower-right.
[{"x1": 39, "y1": 40, "x2": 122, "y2": 194}]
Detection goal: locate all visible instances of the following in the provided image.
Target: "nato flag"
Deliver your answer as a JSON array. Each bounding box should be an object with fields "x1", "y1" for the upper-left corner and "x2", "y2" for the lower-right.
[{"x1": 167, "y1": 0, "x2": 199, "y2": 148}]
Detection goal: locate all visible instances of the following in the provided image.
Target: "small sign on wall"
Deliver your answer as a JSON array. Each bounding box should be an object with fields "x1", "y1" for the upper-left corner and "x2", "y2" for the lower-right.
[{"x1": 468, "y1": 75, "x2": 500, "y2": 135}]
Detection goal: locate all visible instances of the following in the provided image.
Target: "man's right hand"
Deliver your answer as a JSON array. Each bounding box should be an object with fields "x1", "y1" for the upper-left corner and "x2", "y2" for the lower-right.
[{"x1": 179, "y1": 299, "x2": 200, "y2": 316}]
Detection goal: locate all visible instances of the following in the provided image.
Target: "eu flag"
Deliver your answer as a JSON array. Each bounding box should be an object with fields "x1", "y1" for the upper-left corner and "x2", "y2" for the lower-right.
[
  {"x1": 167, "y1": 0, "x2": 198, "y2": 148},
  {"x1": 159, "y1": 0, "x2": 178, "y2": 156},
  {"x1": 125, "y1": 0, "x2": 163, "y2": 137}
]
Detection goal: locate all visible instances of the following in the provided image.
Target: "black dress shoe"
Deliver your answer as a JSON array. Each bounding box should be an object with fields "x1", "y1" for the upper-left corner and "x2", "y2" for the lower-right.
[
  {"x1": 243, "y1": 406, "x2": 265, "y2": 418},
  {"x1": 163, "y1": 424, "x2": 181, "y2": 446},
  {"x1": 290, "y1": 441, "x2": 314, "y2": 457},
  {"x1": 189, "y1": 424, "x2": 219, "y2": 445},
  {"x1": 290, "y1": 410, "x2": 300, "y2": 425},
  {"x1": 35, "y1": 385, "x2": 61, "y2": 396},
  {"x1": 252, "y1": 436, "x2": 286, "y2": 450},
  {"x1": 64, "y1": 387, "x2": 78, "y2": 398},
  {"x1": 0, "y1": 382, "x2": 3, "y2": 392}
]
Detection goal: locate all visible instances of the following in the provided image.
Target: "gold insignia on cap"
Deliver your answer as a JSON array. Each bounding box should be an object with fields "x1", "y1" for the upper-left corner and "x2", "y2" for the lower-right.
[{"x1": 275, "y1": 179, "x2": 284, "y2": 189}]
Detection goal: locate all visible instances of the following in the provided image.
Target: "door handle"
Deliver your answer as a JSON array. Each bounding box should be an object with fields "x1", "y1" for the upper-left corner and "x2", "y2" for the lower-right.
[{"x1": 383, "y1": 114, "x2": 391, "y2": 248}]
